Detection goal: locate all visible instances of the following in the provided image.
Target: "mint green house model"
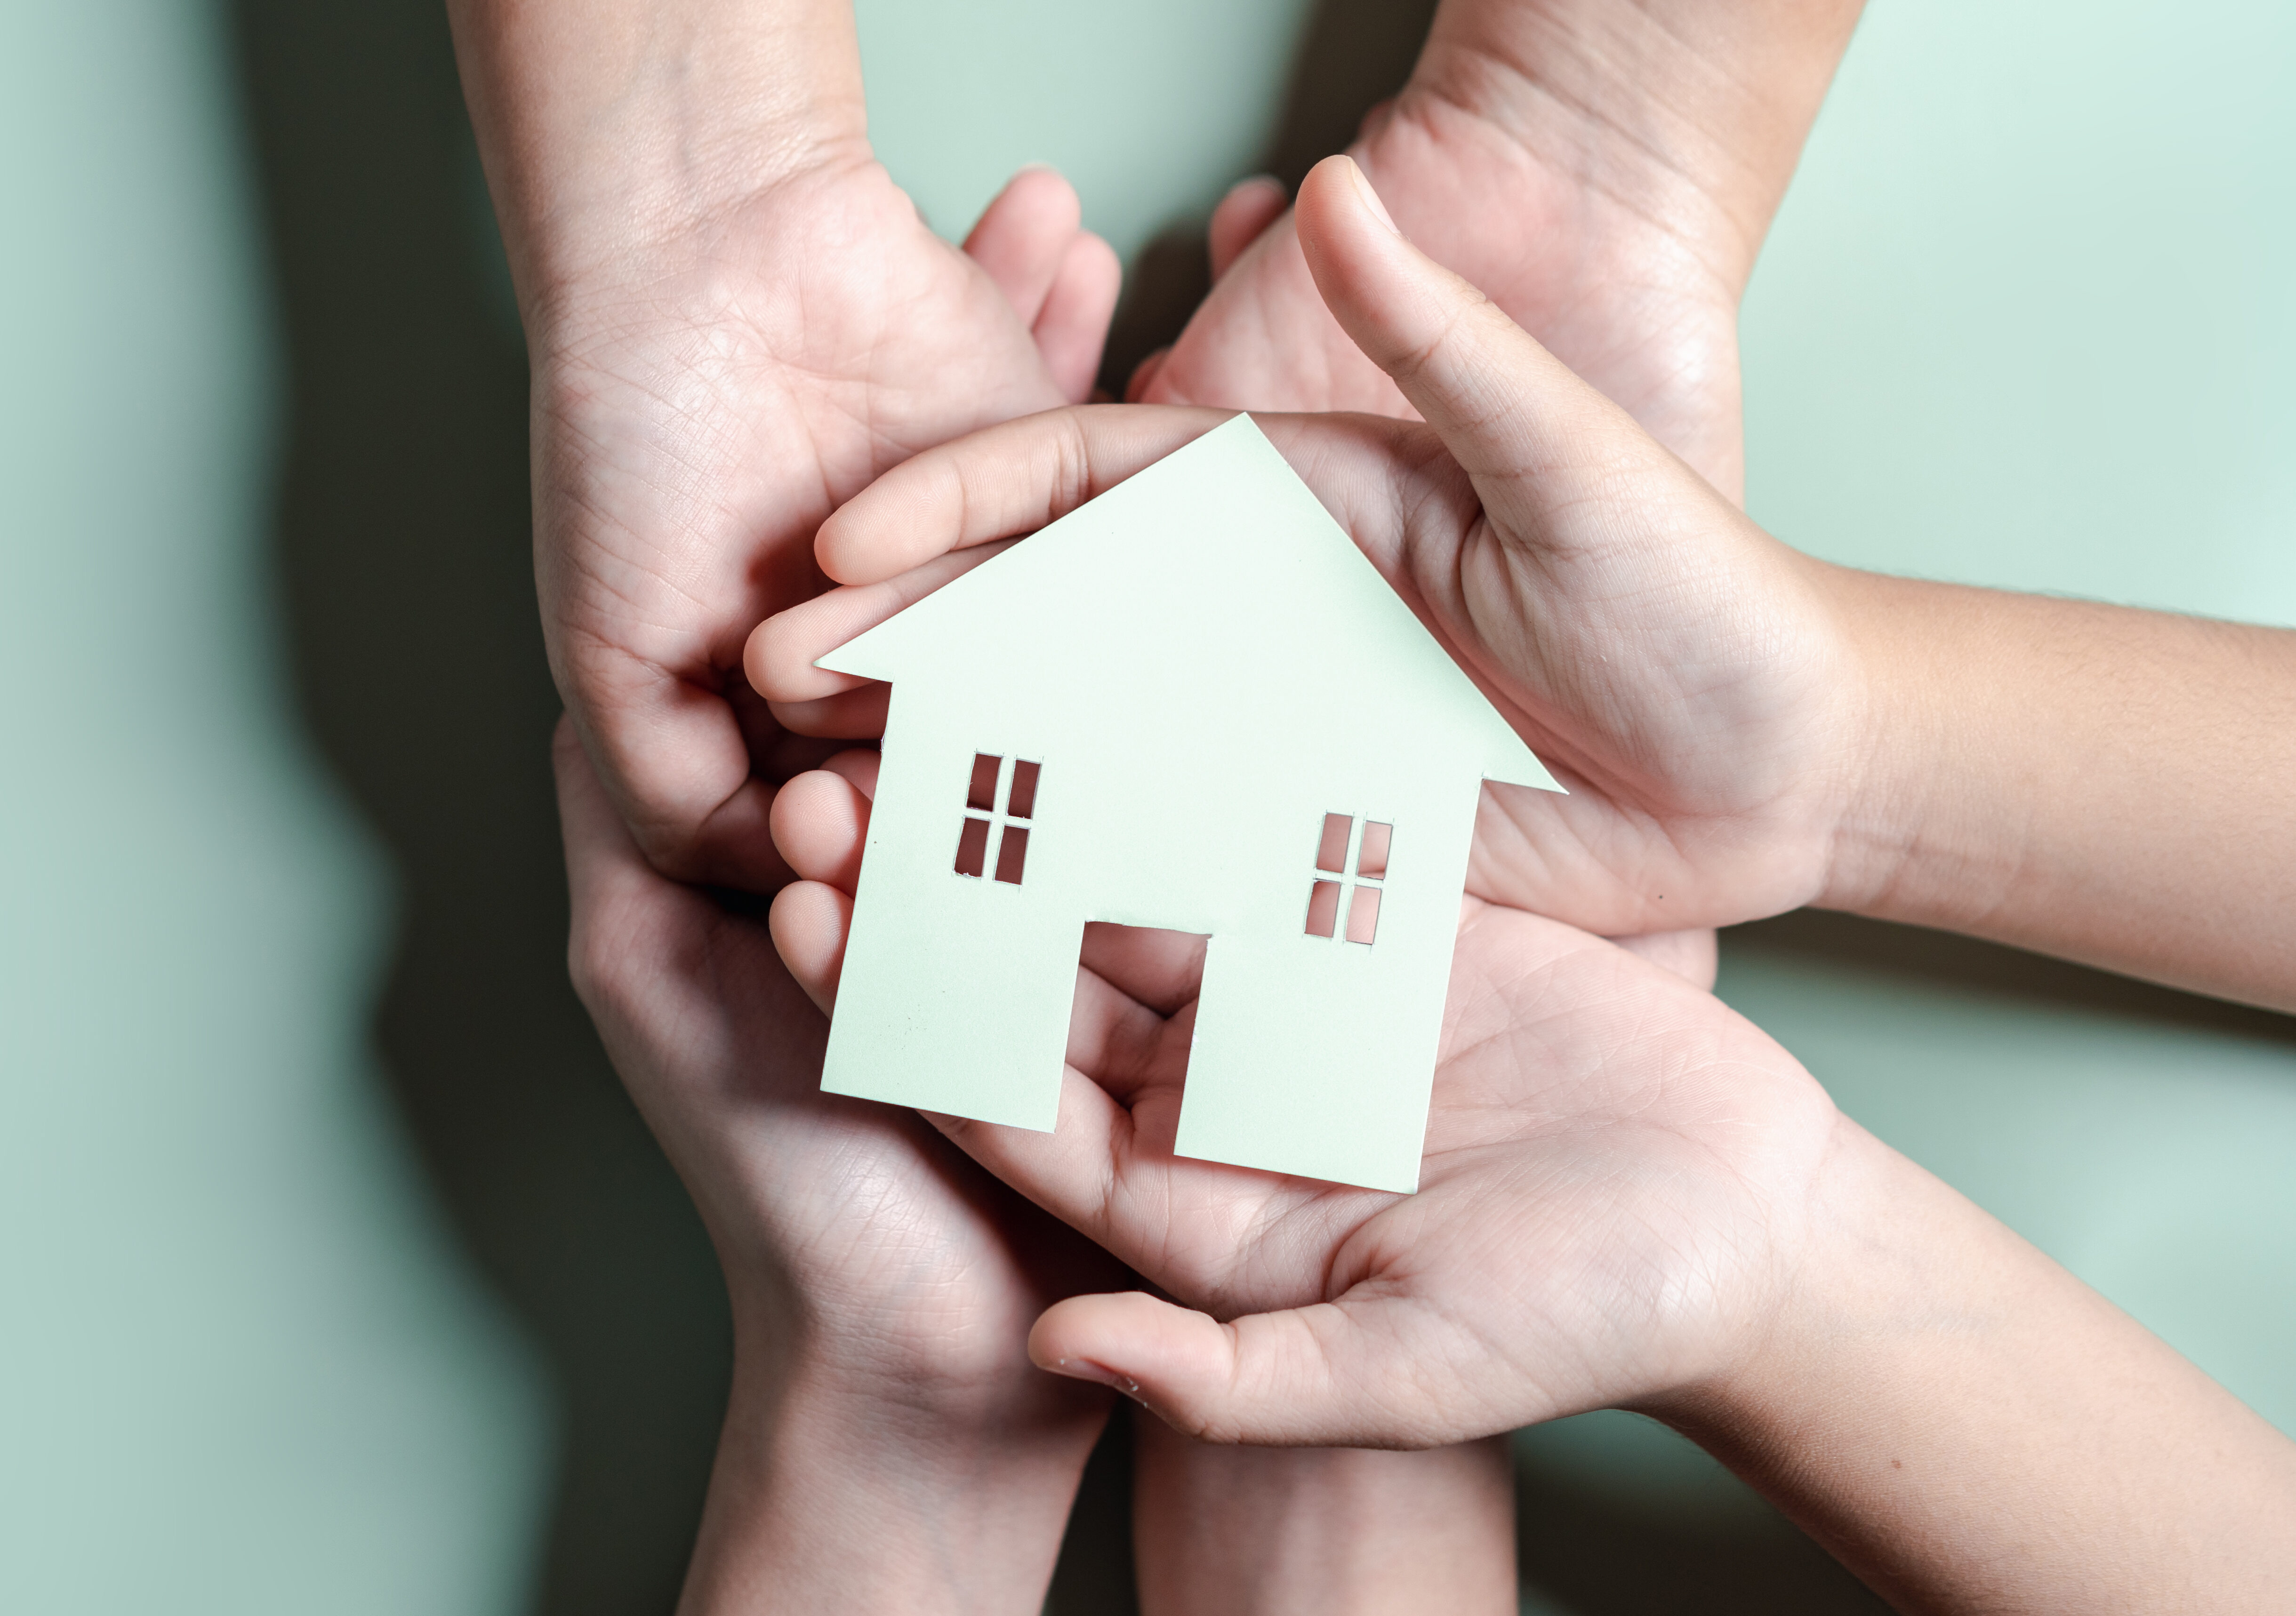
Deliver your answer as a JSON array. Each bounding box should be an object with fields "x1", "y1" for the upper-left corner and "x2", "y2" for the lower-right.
[{"x1": 816, "y1": 415, "x2": 1561, "y2": 1193}]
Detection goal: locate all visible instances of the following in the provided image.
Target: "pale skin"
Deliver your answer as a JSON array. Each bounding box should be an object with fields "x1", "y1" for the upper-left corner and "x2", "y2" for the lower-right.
[
  {"x1": 1102, "y1": 0, "x2": 1867, "y2": 1570},
  {"x1": 753, "y1": 157, "x2": 2296, "y2": 1609},
  {"x1": 459, "y1": 0, "x2": 1875, "y2": 1604}
]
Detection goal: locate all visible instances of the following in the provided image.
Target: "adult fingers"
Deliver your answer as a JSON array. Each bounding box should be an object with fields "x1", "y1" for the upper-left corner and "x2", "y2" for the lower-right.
[
  {"x1": 1028, "y1": 1290, "x2": 1469, "y2": 1448},
  {"x1": 811, "y1": 405, "x2": 1233, "y2": 585},
  {"x1": 1123, "y1": 346, "x2": 1171, "y2": 403},
  {"x1": 963, "y1": 166, "x2": 1085, "y2": 329},
  {"x1": 1207, "y1": 176, "x2": 1287, "y2": 280},
  {"x1": 564, "y1": 670, "x2": 788, "y2": 893},
  {"x1": 1034, "y1": 231, "x2": 1122, "y2": 403},
  {"x1": 554, "y1": 716, "x2": 753, "y2": 1032}
]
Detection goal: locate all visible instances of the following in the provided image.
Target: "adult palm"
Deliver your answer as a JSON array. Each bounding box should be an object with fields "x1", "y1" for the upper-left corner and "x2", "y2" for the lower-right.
[
  {"x1": 554, "y1": 721, "x2": 1120, "y2": 1424},
  {"x1": 535, "y1": 157, "x2": 1115, "y2": 890},
  {"x1": 533, "y1": 155, "x2": 1123, "y2": 1448}
]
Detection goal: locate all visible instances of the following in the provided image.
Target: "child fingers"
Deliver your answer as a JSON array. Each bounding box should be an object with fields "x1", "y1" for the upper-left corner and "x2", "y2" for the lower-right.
[
  {"x1": 745, "y1": 543, "x2": 1010, "y2": 704},
  {"x1": 1077, "y1": 921, "x2": 1206, "y2": 1017},
  {"x1": 819, "y1": 746, "x2": 880, "y2": 799},
  {"x1": 767, "y1": 880, "x2": 852, "y2": 1015},
  {"x1": 1293, "y1": 156, "x2": 1628, "y2": 505},
  {"x1": 813, "y1": 406, "x2": 1234, "y2": 586},
  {"x1": 1207, "y1": 176, "x2": 1288, "y2": 281},
  {"x1": 769, "y1": 768, "x2": 870, "y2": 891},
  {"x1": 927, "y1": 1066, "x2": 1132, "y2": 1241},
  {"x1": 1066, "y1": 964, "x2": 1188, "y2": 1106},
  {"x1": 963, "y1": 166, "x2": 1085, "y2": 329},
  {"x1": 1034, "y1": 231, "x2": 1122, "y2": 404},
  {"x1": 1028, "y1": 1290, "x2": 1461, "y2": 1448},
  {"x1": 767, "y1": 682, "x2": 890, "y2": 741}
]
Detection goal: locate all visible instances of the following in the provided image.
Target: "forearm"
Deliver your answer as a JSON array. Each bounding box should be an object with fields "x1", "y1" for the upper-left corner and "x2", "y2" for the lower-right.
[
  {"x1": 444, "y1": 0, "x2": 867, "y2": 316},
  {"x1": 1132, "y1": 1412, "x2": 1517, "y2": 1616},
  {"x1": 1404, "y1": 0, "x2": 1867, "y2": 290},
  {"x1": 681, "y1": 1346, "x2": 1108, "y2": 1615},
  {"x1": 1665, "y1": 1115, "x2": 2296, "y2": 1612},
  {"x1": 1823, "y1": 569, "x2": 2296, "y2": 1009}
]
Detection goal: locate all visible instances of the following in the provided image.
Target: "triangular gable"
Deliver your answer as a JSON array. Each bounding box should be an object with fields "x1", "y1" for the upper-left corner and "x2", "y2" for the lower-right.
[{"x1": 819, "y1": 413, "x2": 1558, "y2": 793}]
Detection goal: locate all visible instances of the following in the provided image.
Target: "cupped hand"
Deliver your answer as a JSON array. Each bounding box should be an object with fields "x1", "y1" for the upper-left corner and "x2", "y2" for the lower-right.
[
  {"x1": 553, "y1": 719, "x2": 1120, "y2": 1435},
  {"x1": 765, "y1": 749, "x2": 1842, "y2": 1447},
  {"x1": 535, "y1": 158, "x2": 1117, "y2": 890},
  {"x1": 751, "y1": 158, "x2": 1872, "y2": 944},
  {"x1": 1134, "y1": 13, "x2": 1793, "y2": 503}
]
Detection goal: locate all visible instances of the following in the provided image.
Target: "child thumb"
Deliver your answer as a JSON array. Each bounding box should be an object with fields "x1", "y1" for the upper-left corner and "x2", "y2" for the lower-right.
[
  {"x1": 1294, "y1": 155, "x2": 1638, "y2": 519},
  {"x1": 1028, "y1": 1289, "x2": 1453, "y2": 1448}
]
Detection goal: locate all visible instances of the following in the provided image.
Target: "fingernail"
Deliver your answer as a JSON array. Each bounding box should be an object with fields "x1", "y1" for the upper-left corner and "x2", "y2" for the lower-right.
[
  {"x1": 1049, "y1": 1357, "x2": 1143, "y2": 1400},
  {"x1": 1345, "y1": 158, "x2": 1398, "y2": 235}
]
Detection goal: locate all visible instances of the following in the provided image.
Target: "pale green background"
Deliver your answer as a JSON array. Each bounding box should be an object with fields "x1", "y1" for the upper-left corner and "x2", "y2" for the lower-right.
[{"x1": 2, "y1": 1, "x2": 2289, "y2": 1613}]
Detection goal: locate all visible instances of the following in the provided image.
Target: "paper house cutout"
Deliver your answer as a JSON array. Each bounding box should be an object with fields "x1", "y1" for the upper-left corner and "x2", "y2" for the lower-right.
[{"x1": 816, "y1": 414, "x2": 1560, "y2": 1192}]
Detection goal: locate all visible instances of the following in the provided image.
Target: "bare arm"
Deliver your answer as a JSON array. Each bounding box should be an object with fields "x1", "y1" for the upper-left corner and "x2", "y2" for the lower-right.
[
  {"x1": 1825, "y1": 575, "x2": 2296, "y2": 1009},
  {"x1": 445, "y1": 0, "x2": 867, "y2": 320},
  {"x1": 1135, "y1": 1418, "x2": 1517, "y2": 1615},
  {"x1": 1667, "y1": 1113, "x2": 2296, "y2": 1612}
]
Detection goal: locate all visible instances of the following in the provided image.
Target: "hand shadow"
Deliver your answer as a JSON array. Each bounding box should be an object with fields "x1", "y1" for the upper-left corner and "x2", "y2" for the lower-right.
[{"x1": 230, "y1": 2, "x2": 726, "y2": 1610}]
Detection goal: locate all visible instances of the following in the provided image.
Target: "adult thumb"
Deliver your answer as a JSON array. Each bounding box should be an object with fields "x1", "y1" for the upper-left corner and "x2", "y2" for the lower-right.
[
  {"x1": 1028, "y1": 1289, "x2": 1462, "y2": 1448},
  {"x1": 1293, "y1": 155, "x2": 1648, "y2": 522}
]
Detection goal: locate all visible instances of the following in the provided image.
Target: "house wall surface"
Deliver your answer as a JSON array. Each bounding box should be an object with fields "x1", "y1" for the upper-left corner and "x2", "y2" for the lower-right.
[{"x1": 828, "y1": 648, "x2": 1488, "y2": 1190}]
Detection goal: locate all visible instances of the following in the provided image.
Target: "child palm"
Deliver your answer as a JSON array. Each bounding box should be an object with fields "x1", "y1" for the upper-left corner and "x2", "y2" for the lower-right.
[{"x1": 751, "y1": 156, "x2": 1869, "y2": 941}]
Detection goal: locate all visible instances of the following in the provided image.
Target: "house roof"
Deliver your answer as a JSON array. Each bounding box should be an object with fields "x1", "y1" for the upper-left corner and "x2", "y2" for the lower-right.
[{"x1": 819, "y1": 413, "x2": 1560, "y2": 794}]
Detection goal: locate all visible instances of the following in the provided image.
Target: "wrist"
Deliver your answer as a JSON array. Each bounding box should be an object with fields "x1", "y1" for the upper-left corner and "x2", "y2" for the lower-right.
[
  {"x1": 448, "y1": 0, "x2": 871, "y2": 331},
  {"x1": 1391, "y1": 0, "x2": 1865, "y2": 293},
  {"x1": 680, "y1": 1342, "x2": 1110, "y2": 1616},
  {"x1": 1133, "y1": 1414, "x2": 1516, "y2": 1616},
  {"x1": 1810, "y1": 568, "x2": 2025, "y2": 931}
]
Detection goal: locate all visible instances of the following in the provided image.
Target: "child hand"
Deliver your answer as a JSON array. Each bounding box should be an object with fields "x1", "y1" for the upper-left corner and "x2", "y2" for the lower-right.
[
  {"x1": 765, "y1": 750, "x2": 1840, "y2": 1440},
  {"x1": 749, "y1": 156, "x2": 1876, "y2": 943},
  {"x1": 767, "y1": 738, "x2": 2296, "y2": 1609}
]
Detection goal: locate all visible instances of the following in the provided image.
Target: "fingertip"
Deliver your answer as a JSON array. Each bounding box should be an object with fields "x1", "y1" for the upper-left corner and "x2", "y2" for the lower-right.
[
  {"x1": 821, "y1": 747, "x2": 881, "y2": 800},
  {"x1": 767, "y1": 681, "x2": 891, "y2": 741},
  {"x1": 1207, "y1": 174, "x2": 1287, "y2": 281},
  {"x1": 1036, "y1": 230, "x2": 1122, "y2": 403},
  {"x1": 1124, "y1": 346, "x2": 1172, "y2": 404},
  {"x1": 767, "y1": 767, "x2": 870, "y2": 888},
  {"x1": 767, "y1": 879, "x2": 853, "y2": 1016},
  {"x1": 964, "y1": 165, "x2": 1085, "y2": 328},
  {"x1": 1029, "y1": 1293, "x2": 1237, "y2": 1434}
]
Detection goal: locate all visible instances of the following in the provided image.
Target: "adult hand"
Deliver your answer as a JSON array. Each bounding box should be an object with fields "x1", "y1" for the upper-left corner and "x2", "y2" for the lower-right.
[
  {"x1": 527, "y1": 153, "x2": 1116, "y2": 890},
  {"x1": 555, "y1": 723, "x2": 1122, "y2": 1610},
  {"x1": 1137, "y1": 0, "x2": 1867, "y2": 504},
  {"x1": 453, "y1": 0, "x2": 1116, "y2": 889},
  {"x1": 451, "y1": 5, "x2": 1131, "y2": 1606}
]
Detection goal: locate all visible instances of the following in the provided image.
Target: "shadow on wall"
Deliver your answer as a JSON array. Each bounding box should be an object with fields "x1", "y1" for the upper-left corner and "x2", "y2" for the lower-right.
[
  {"x1": 1097, "y1": 0, "x2": 1444, "y2": 396},
  {"x1": 228, "y1": 2, "x2": 727, "y2": 1611},
  {"x1": 224, "y1": 0, "x2": 2284, "y2": 1613}
]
